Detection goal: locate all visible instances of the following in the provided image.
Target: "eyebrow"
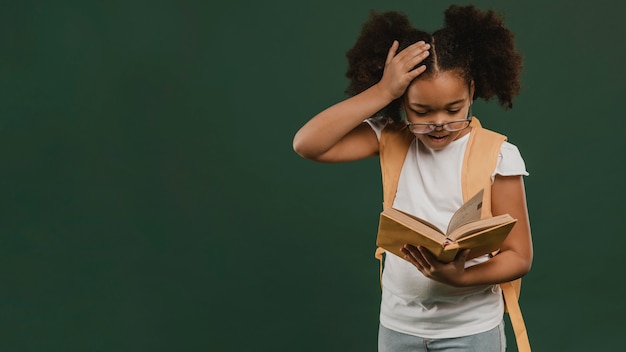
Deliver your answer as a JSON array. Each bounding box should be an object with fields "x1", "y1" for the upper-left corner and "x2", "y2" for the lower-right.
[{"x1": 410, "y1": 99, "x2": 466, "y2": 109}]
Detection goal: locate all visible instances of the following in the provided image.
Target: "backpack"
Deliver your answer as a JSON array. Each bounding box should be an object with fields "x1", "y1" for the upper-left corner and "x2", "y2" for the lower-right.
[{"x1": 374, "y1": 117, "x2": 531, "y2": 352}]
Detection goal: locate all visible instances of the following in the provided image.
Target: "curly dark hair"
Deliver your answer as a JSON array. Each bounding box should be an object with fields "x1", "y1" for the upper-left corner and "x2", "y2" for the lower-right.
[{"x1": 345, "y1": 5, "x2": 523, "y2": 121}]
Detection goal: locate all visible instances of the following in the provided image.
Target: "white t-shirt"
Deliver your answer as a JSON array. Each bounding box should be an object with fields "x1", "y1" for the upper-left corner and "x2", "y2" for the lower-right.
[{"x1": 367, "y1": 116, "x2": 529, "y2": 339}]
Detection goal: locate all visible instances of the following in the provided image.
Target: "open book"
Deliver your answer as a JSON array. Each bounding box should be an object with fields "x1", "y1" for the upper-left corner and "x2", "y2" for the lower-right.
[{"x1": 376, "y1": 189, "x2": 517, "y2": 263}]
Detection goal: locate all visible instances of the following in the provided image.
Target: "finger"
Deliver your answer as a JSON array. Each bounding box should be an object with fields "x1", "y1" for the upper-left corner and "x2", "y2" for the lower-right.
[
  {"x1": 417, "y1": 246, "x2": 438, "y2": 266},
  {"x1": 403, "y1": 40, "x2": 429, "y2": 52},
  {"x1": 407, "y1": 64, "x2": 427, "y2": 80},
  {"x1": 404, "y1": 48, "x2": 430, "y2": 69},
  {"x1": 403, "y1": 251, "x2": 424, "y2": 272},
  {"x1": 456, "y1": 249, "x2": 471, "y2": 263},
  {"x1": 400, "y1": 245, "x2": 414, "y2": 260},
  {"x1": 401, "y1": 245, "x2": 417, "y2": 262},
  {"x1": 394, "y1": 41, "x2": 428, "y2": 63},
  {"x1": 400, "y1": 41, "x2": 430, "y2": 60},
  {"x1": 394, "y1": 53, "x2": 429, "y2": 83},
  {"x1": 404, "y1": 245, "x2": 428, "y2": 268},
  {"x1": 402, "y1": 52, "x2": 430, "y2": 81},
  {"x1": 407, "y1": 40, "x2": 430, "y2": 49},
  {"x1": 385, "y1": 40, "x2": 399, "y2": 65}
]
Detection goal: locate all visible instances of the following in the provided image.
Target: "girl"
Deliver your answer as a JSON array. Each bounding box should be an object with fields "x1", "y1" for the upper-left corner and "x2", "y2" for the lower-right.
[{"x1": 293, "y1": 5, "x2": 532, "y2": 352}]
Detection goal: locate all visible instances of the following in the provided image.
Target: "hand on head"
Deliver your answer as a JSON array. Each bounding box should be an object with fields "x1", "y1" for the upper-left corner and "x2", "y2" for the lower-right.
[{"x1": 378, "y1": 40, "x2": 431, "y2": 100}]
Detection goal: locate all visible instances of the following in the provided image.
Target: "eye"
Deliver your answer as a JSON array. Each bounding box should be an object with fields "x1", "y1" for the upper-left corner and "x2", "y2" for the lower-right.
[{"x1": 447, "y1": 109, "x2": 461, "y2": 114}]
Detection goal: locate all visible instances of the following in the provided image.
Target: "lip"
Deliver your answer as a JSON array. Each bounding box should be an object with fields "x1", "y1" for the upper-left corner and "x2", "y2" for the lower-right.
[
  {"x1": 423, "y1": 134, "x2": 452, "y2": 149},
  {"x1": 427, "y1": 134, "x2": 450, "y2": 141}
]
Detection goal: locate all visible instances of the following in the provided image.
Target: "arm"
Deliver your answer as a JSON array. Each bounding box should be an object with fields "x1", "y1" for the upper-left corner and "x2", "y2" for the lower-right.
[
  {"x1": 292, "y1": 40, "x2": 431, "y2": 163},
  {"x1": 402, "y1": 175, "x2": 533, "y2": 287},
  {"x1": 460, "y1": 175, "x2": 533, "y2": 285}
]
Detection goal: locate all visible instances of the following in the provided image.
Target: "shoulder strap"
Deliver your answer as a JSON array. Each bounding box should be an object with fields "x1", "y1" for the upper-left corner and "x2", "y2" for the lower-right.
[
  {"x1": 376, "y1": 117, "x2": 531, "y2": 351},
  {"x1": 502, "y1": 280, "x2": 531, "y2": 351},
  {"x1": 379, "y1": 121, "x2": 415, "y2": 209},
  {"x1": 461, "y1": 118, "x2": 507, "y2": 218}
]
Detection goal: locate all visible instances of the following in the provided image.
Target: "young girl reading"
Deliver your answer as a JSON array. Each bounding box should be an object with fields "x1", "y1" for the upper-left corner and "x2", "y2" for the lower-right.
[{"x1": 293, "y1": 5, "x2": 532, "y2": 352}]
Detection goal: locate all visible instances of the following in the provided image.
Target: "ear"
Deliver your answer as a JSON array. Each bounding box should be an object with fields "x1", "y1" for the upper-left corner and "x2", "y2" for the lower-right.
[{"x1": 469, "y1": 80, "x2": 475, "y2": 102}]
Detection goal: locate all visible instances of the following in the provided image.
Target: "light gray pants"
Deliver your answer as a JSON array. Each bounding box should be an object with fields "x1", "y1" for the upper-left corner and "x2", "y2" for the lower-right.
[{"x1": 378, "y1": 321, "x2": 506, "y2": 352}]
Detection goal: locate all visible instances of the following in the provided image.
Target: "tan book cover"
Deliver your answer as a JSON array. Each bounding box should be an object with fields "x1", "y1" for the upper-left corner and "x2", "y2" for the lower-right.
[{"x1": 376, "y1": 190, "x2": 517, "y2": 263}]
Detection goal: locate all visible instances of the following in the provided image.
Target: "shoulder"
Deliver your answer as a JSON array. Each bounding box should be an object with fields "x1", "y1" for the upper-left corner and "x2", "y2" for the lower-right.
[
  {"x1": 496, "y1": 141, "x2": 529, "y2": 177},
  {"x1": 467, "y1": 119, "x2": 507, "y2": 152},
  {"x1": 470, "y1": 119, "x2": 529, "y2": 177},
  {"x1": 472, "y1": 125, "x2": 507, "y2": 142},
  {"x1": 500, "y1": 140, "x2": 522, "y2": 155}
]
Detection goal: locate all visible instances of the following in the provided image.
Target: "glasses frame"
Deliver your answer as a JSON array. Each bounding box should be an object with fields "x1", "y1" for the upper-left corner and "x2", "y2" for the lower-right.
[{"x1": 405, "y1": 105, "x2": 473, "y2": 135}]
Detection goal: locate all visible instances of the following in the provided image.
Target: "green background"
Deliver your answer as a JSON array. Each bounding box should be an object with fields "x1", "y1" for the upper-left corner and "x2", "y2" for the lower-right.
[{"x1": 1, "y1": 0, "x2": 624, "y2": 351}]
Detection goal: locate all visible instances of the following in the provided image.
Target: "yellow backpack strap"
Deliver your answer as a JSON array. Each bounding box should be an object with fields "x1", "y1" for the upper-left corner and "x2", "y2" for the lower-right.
[
  {"x1": 502, "y1": 280, "x2": 531, "y2": 351},
  {"x1": 462, "y1": 118, "x2": 507, "y2": 218},
  {"x1": 379, "y1": 121, "x2": 415, "y2": 209},
  {"x1": 375, "y1": 121, "x2": 415, "y2": 285}
]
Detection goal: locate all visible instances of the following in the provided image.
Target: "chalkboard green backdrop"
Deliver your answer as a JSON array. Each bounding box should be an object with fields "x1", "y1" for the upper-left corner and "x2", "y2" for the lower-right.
[{"x1": 1, "y1": 0, "x2": 624, "y2": 351}]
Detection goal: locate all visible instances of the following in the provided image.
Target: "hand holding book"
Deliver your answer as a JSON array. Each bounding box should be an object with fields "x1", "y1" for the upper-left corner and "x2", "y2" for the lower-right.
[{"x1": 400, "y1": 244, "x2": 471, "y2": 286}]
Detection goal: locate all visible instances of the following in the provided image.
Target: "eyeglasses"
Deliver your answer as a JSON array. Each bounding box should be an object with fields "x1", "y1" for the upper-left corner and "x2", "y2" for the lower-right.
[{"x1": 405, "y1": 106, "x2": 473, "y2": 134}]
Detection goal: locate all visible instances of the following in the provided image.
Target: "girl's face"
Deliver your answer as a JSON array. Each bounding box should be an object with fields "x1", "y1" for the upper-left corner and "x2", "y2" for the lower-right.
[{"x1": 403, "y1": 71, "x2": 474, "y2": 151}]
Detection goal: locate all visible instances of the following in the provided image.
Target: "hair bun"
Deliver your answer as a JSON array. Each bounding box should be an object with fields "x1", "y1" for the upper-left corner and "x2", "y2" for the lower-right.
[{"x1": 440, "y1": 5, "x2": 522, "y2": 108}]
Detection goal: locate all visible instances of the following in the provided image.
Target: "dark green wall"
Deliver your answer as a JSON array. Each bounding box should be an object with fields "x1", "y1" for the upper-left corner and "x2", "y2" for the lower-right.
[{"x1": 1, "y1": 0, "x2": 624, "y2": 351}]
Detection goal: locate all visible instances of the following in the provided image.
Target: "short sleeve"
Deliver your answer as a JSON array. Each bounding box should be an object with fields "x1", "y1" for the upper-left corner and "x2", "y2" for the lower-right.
[
  {"x1": 492, "y1": 142, "x2": 529, "y2": 180},
  {"x1": 364, "y1": 116, "x2": 389, "y2": 140}
]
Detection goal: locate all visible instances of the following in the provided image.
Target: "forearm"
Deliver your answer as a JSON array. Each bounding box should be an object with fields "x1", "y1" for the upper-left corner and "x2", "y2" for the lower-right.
[
  {"x1": 293, "y1": 40, "x2": 431, "y2": 160},
  {"x1": 457, "y1": 250, "x2": 532, "y2": 287},
  {"x1": 292, "y1": 83, "x2": 393, "y2": 159}
]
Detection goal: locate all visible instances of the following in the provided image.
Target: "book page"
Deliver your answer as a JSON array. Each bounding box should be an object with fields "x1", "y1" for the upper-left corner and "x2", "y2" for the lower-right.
[
  {"x1": 449, "y1": 214, "x2": 515, "y2": 240},
  {"x1": 397, "y1": 209, "x2": 444, "y2": 235},
  {"x1": 452, "y1": 219, "x2": 517, "y2": 260},
  {"x1": 445, "y1": 189, "x2": 484, "y2": 235}
]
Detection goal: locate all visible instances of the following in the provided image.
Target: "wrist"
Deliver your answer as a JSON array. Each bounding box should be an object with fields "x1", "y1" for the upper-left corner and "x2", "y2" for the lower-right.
[{"x1": 370, "y1": 82, "x2": 398, "y2": 104}]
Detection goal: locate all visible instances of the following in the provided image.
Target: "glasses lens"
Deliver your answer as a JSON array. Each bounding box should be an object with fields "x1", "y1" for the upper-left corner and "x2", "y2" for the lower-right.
[
  {"x1": 444, "y1": 120, "x2": 470, "y2": 132},
  {"x1": 408, "y1": 124, "x2": 433, "y2": 134}
]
